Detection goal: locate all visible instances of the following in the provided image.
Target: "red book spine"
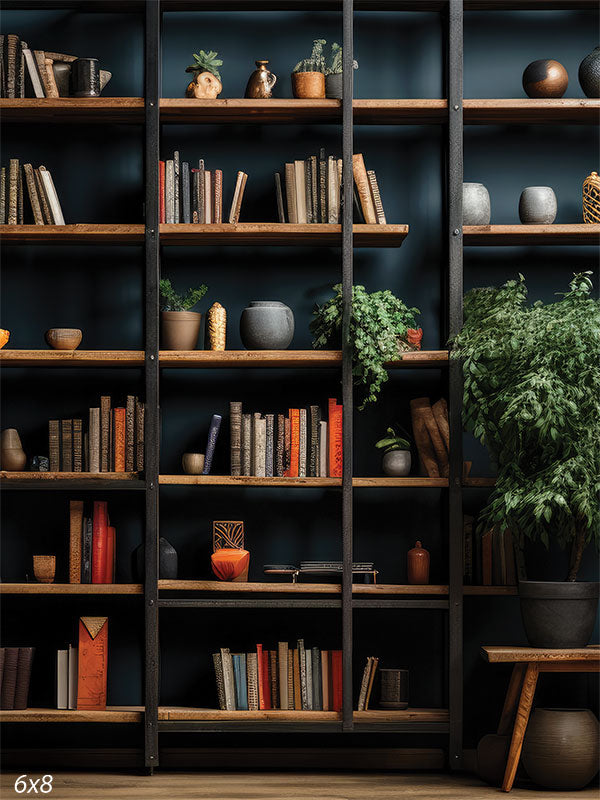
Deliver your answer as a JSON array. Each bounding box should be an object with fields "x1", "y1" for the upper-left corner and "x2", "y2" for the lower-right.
[
  {"x1": 91, "y1": 501, "x2": 108, "y2": 584},
  {"x1": 159, "y1": 160, "x2": 165, "y2": 224},
  {"x1": 113, "y1": 408, "x2": 126, "y2": 473},
  {"x1": 262, "y1": 651, "x2": 272, "y2": 710},
  {"x1": 331, "y1": 649, "x2": 343, "y2": 712},
  {"x1": 288, "y1": 409, "x2": 299, "y2": 478},
  {"x1": 328, "y1": 399, "x2": 343, "y2": 478},
  {"x1": 105, "y1": 526, "x2": 115, "y2": 583}
]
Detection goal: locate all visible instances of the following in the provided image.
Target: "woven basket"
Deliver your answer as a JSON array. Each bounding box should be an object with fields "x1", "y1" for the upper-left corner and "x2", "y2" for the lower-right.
[{"x1": 583, "y1": 171, "x2": 600, "y2": 223}]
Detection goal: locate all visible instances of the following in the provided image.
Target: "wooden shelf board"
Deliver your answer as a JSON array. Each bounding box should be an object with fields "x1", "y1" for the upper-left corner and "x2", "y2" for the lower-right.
[
  {"x1": 482, "y1": 645, "x2": 600, "y2": 664},
  {"x1": 0, "y1": 224, "x2": 144, "y2": 244},
  {"x1": 463, "y1": 477, "x2": 496, "y2": 487},
  {"x1": 158, "y1": 707, "x2": 448, "y2": 722},
  {"x1": 0, "y1": 583, "x2": 143, "y2": 594},
  {"x1": 0, "y1": 98, "x2": 144, "y2": 123},
  {"x1": 0, "y1": 350, "x2": 145, "y2": 367},
  {"x1": 353, "y1": 477, "x2": 448, "y2": 487},
  {"x1": 159, "y1": 223, "x2": 409, "y2": 247},
  {"x1": 0, "y1": 707, "x2": 144, "y2": 723},
  {"x1": 464, "y1": 98, "x2": 600, "y2": 125},
  {"x1": 463, "y1": 586, "x2": 517, "y2": 596},
  {"x1": 159, "y1": 475, "x2": 447, "y2": 487},
  {"x1": 159, "y1": 350, "x2": 340, "y2": 368},
  {"x1": 0, "y1": 471, "x2": 139, "y2": 481},
  {"x1": 464, "y1": 224, "x2": 600, "y2": 246},
  {"x1": 159, "y1": 580, "x2": 450, "y2": 595}
]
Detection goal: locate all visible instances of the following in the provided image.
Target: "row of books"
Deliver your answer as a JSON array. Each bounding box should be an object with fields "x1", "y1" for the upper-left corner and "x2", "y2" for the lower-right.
[
  {"x1": 357, "y1": 656, "x2": 379, "y2": 711},
  {"x1": 0, "y1": 647, "x2": 34, "y2": 710},
  {"x1": 0, "y1": 160, "x2": 65, "y2": 225},
  {"x1": 275, "y1": 151, "x2": 386, "y2": 225},
  {"x1": 1, "y1": 35, "x2": 76, "y2": 99},
  {"x1": 56, "y1": 617, "x2": 108, "y2": 710},
  {"x1": 56, "y1": 645, "x2": 78, "y2": 709},
  {"x1": 463, "y1": 517, "x2": 522, "y2": 586},
  {"x1": 68, "y1": 501, "x2": 116, "y2": 584},
  {"x1": 48, "y1": 395, "x2": 145, "y2": 473},
  {"x1": 214, "y1": 642, "x2": 343, "y2": 712},
  {"x1": 410, "y1": 397, "x2": 450, "y2": 479},
  {"x1": 159, "y1": 151, "x2": 247, "y2": 224},
  {"x1": 229, "y1": 399, "x2": 343, "y2": 478}
]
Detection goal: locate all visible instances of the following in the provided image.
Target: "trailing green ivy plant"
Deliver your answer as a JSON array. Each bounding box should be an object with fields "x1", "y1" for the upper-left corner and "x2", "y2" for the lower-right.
[
  {"x1": 310, "y1": 284, "x2": 421, "y2": 409},
  {"x1": 451, "y1": 272, "x2": 600, "y2": 581}
]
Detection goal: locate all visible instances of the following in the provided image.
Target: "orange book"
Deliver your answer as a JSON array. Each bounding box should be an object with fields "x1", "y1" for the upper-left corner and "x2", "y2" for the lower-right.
[
  {"x1": 77, "y1": 616, "x2": 108, "y2": 710},
  {"x1": 91, "y1": 501, "x2": 109, "y2": 584},
  {"x1": 288, "y1": 409, "x2": 300, "y2": 478},
  {"x1": 105, "y1": 526, "x2": 116, "y2": 583},
  {"x1": 482, "y1": 530, "x2": 493, "y2": 586},
  {"x1": 113, "y1": 408, "x2": 126, "y2": 473},
  {"x1": 328, "y1": 399, "x2": 343, "y2": 478},
  {"x1": 331, "y1": 649, "x2": 343, "y2": 712}
]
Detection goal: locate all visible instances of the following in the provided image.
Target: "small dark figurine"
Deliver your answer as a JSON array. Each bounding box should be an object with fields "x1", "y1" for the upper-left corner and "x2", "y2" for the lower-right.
[{"x1": 31, "y1": 456, "x2": 50, "y2": 472}]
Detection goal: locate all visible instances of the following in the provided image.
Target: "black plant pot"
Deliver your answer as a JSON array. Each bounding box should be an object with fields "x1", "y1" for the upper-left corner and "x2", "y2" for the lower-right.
[
  {"x1": 518, "y1": 580, "x2": 599, "y2": 648},
  {"x1": 133, "y1": 537, "x2": 178, "y2": 581}
]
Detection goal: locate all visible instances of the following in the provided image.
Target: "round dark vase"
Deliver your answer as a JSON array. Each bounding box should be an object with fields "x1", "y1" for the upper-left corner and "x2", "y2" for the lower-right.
[
  {"x1": 239, "y1": 301, "x2": 294, "y2": 350},
  {"x1": 477, "y1": 734, "x2": 511, "y2": 786},
  {"x1": 72, "y1": 58, "x2": 100, "y2": 97},
  {"x1": 579, "y1": 46, "x2": 600, "y2": 98},
  {"x1": 522, "y1": 708, "x2": 599, "y2": 790},
  {"x1": 325, "y1": 73, "x2": 343, "y2": 99},
  {"x1": 518, "y1": 580, "x2": 599, "y2": 648},
  {"x1": 134, "y1": 537, "x2": 178, "y2": 581}
]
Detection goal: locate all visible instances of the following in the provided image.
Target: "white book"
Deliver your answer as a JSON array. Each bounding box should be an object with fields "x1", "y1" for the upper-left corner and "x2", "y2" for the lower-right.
[
  {"x1": 298, "y1": 408, "x2": 307, "y2": 478},
  {"x1": 327, "y1": 156, "x2": 338, "y2": 224},
  {"x1": 165, "y1": 160, "x2": 174, "y2": 223},
  {"x1": 294, "y1": 160, "x2": 307, "y2": 224},
  {"x1": 204, "y1": 170, "x2": 212, "y2": 223},
  {"x1": 220, "y1": 647, "x2": 236, "y2": 710},
  {"x1": 253, "y1": 416, "x2": 266, "y2": 478},
  {"x1": 68, "y1": 645, "x2": 78, "y2": 709},
  {"x1": 39, "y1": 166, "x2": 65, "y2": 225},
  {"x1": 318, "y1": 420, "x2": 328, "y2": 478},
  {"x1": 305, "y1": 650, "x2": 313, "y2": 710},
  {"x1": 56, "y1": 649, "x2": 68, "y2": 709},
  {"x1": 23, "y1": 48, "x2": 45, "y2": 97}
]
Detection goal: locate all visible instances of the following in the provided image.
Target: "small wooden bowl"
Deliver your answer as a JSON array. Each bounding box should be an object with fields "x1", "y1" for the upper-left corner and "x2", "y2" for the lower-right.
[
  {"x1": 182, "y1": 453, "x2": 205, "y2": 475},
  {"x1": 45, "y1": 328, "x2": 82, "y2": 350},
  {"x1": 33, "y1": 555, "x2": 56, "y2": 584}
]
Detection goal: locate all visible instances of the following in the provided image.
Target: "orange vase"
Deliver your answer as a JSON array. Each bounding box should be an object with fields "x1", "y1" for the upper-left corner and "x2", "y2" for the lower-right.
[
  {"x1": 211, "y1": 548, "x2": 250, "y2": 582},
  {"x1": 407, "y1": 541, "x2": 430, "y2": 585}
]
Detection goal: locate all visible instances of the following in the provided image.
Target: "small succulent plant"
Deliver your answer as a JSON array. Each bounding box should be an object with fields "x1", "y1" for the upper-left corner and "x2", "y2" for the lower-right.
[
  {"x1": 186, "y1": 50, "x2": 223, "y2": 81},
  {"x1": 325, "y1": 43, "x2": 358, "y2": 76},
  {"x1": 292, "y1": 39, "x2": 327, "y2": 74},
  {"x1": 375, "y1": 427, "x2": 411, "y2": 454}
]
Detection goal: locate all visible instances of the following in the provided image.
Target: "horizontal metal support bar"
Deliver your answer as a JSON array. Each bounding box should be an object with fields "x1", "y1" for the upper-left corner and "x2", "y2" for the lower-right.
[
  {"x1": 352, "y1": 598, "x2": 449, "y2": 610},
  {"x1": 159, "y1": 598, "x2": 342, "y2": 609}
]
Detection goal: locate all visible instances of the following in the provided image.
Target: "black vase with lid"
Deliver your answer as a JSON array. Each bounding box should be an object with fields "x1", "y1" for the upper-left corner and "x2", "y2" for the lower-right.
[{"x1": 133, "y1": 537, "x2": 178, "y2": 581}]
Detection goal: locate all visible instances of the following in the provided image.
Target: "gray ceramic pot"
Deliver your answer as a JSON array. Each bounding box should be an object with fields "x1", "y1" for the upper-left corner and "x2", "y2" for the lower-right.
[
  {"x1": 522, "y1": 708, "x2": 599, "y2": 790},
  {"x1": 240, "y1": 301, "x2": 294, "y2": 350},
  {"x1": 463, "y1": 183, "x2": 491, "y2": 225},
  {"x1": 325, "y1": 73, "x2": 343, "y2": 99},
  {"x1": 382, "y1": 450, "x2": 411, "y2": 477},
  {"x1": 519, "y1": 186, "x2": 557, "y2": 224},
  {"x1": 518, "y1": 580, "x2": 599, "y2": 648},
  {"x1": 579, "y1": 46, "x2": 600, "y2": 98}
]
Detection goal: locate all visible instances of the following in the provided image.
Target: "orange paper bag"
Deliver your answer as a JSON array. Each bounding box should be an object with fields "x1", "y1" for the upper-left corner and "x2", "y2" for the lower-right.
[{"x1": 76, "y1": 616, "x2": 108, "y2": 710}]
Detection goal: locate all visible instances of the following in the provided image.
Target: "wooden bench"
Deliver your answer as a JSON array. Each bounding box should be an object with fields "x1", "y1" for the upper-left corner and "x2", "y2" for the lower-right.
[{"x1": 481, "y1": 645, "x2": 600, "y2": 792}]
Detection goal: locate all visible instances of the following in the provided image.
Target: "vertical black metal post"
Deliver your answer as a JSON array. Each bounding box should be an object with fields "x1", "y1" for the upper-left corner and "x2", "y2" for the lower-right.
[
  {"x1": 447, "y1": 0, "x2": 464, "y2": 772},
  {"x1": 144, "y1": 0, "x2": 160, "y2": 773},
  {"x1": 341, "y1": 0, "x2": 354, "y2": 733}
]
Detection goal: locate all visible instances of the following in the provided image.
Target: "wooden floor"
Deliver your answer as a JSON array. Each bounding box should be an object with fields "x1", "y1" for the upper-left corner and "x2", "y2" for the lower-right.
[{"x1": 1, "y1": 771, "x2": 597, "y2": 799}]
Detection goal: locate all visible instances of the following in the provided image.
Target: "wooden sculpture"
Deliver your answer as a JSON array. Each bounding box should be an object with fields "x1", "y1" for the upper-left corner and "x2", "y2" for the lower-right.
[
  {"x1": 583, "y1": 171, "x2": 600, "y2": 223},
  {"x1": 211, "y1": 520, "x2": 249, "y2": 582},
  {"x1": 186, "y1": 71, "x2": 222, "y2": 99},
  {"x1": 207, "y1": 302, "x2": 227, "y2": 350}
]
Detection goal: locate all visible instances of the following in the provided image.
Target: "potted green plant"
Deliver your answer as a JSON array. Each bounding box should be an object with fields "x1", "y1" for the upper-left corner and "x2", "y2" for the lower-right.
[
  {"x1": 310, "y1": 283, "x2": 422, "y2": 409},
  {"x1": 291, "y1": 39, "x2": 326, "y2": 99},
  {"x1": 451, "y1": 272, "x2": 600, "y2": 647},
  {"x1": 324, "y1": 43, "x2": 358, "y2": 99},
  {"x1": 185, "y1": 50, "x2": 223, "y2": 99},
  {"x1": 375, "y1": 427, "x2": 412, "y2": 476},
  {"x1": 160, "y1": 278, "x2": 208, "y2": 351}
]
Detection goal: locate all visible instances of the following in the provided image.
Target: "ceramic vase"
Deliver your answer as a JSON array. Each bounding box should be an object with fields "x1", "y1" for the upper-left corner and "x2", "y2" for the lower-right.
[
  {"x1": 33, "y1": 555, "x2": 56, "y2": 584},
  {"x1": 239, "y1": 301, "x2": 294, "y2": 350},
  {"x1": 522, "y1": 59, "x2": 568, "y2": 98},
  {"x1": 182, "y1": 453, "x2": 205, "y2": 475},
  {"x1": 518, "y1": 580, "x2": 599, "y2": 648},
  {"x1": 161, "y1": 311, "x2": 202, "y2": 350},
  {"x1": 407, "y1": 541, "x2": 430, "y2": 584},
  {"x1": 52, "y1": 62, "x2": 71, "y2": 96},
  {"x1": 463, "y1": 183, "x2": 491, "y2": 225},
  {"x1": 245, "y1": 60, "x2": 277, "y2": 98},
  {"x1": 382, "y1": 450, "x2": 411, "y2": 477},
  {"x1": 45, "y1": 328, "x2": 83, "y2": 350},
  {"x1": 522, "y1": 708, "x2": 599, "y2": 790},
  {"x1": 325, "y1": 73, "x2": 343, "y2": 99},
  {"x1": 211, "y1": 548, "x2": 250, "y2": 582},
  {"x1": 134, "y1": 537, "x2": 178, "y2": 581},
  {"x1": 72, "y1": 58, "x2": 101, "y2": 97},
  {"x1": 579, "y1": 47, "x2": 600, "y2": 98},
  {"x1": 379, "y1": 669, "x2": 409, "y2": 709},
  {"x1": 1, "y1": 428, "x2": 27, "y2": 471},
  {"x1": 519, "y1": 186, "x2": 557, "y2": 224},
  {"x1": 291, "y1": 71, "x2": 325, "y2": 98}
]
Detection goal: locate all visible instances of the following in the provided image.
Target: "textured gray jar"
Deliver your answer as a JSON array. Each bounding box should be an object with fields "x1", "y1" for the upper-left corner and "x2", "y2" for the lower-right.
[
  {"x1": 519, "y1": 186, "x2": 557, "y2": 224},
  {"x1": 579, "y1": 46, "x2": 600, "y2": 98},
  {"x1": 240, "y1": 301, "x2": 295, "y2": 350},
  {"x1": 463, "y1": 183, "x2": 491, "y2": 225},
  {"x1": 382, "y1": 450, "x2": 411, "y2": 477}
]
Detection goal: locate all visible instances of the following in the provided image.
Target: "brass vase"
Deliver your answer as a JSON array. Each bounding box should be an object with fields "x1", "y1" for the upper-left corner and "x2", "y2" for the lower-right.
[
  {"x1": 245, "y1": 60, "x2": 277, "y2": 98},
  {"x1": 1, "y1": 428, "x2": 27, "y2": 471}
]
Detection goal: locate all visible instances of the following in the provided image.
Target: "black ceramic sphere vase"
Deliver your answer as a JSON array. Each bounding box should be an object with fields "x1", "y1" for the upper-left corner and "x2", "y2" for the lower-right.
[
  {"x1": 518, "y1": 580, "x2": 599, "y2": 648},
  {"x1": 134, "y1": 537, "x2": 178, "y2": 581}
]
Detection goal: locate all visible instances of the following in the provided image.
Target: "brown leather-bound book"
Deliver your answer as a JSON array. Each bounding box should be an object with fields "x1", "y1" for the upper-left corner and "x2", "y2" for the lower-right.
[
  {"x1": 135, "y1": 399, "x2": 144, "y2": 472},
  {"x1": 213, "y1": 169, "x2": 223, "y2": 224},
  {"x1": 44, "y1": 57, "x2": 59, "y2": 98},
  {"x1": 309, "y1": 405, "x2": 321, "y2": 478},
  {"x1": 230, "y1": 401, "x2": 242, "y2": 477},
  {"x1": 113, "y1": 408, "x2": 126, "y2": 473},
  {"x1": 416, "y1": 398, "x2": 448, "y2": 476},
  {"x1": 34, "y1": 167, "x2": 53, "y2": 224},
  {"x1": 72, "y1": 418, "x2": 82, "y2": 472},
  {"x1": 23, "y1": 163, "x2": 43, "y2": 225},
  {"x1": 125, "y1": 396, "x2": 135, "y2": 472},
  {"x1": 318, "y1": 147, "x2": 327, "y2": 223},
  {"x1": 269, "y1": 649, "x2": 278, "y2": 710},
  {"x1": 61, "y1": 419, "x2": 73, "y2": 472},
  {"x1": 367, "y1": 170, "x2": 386, "y2": 224},
  {"x1": 352, "y1": 153, "x2": 377, "y2": 224},
  {"x1": 7, "y1": 159, "x2": 18, "y2": 225},
  {"x1": 284, "y1": 415, "x2": 291, "y2": 475},
  {"x1": 287, "y1": 648, "x2": 294, "y2": 709},
  {"x1": 481, "y1": 530, "x2": 493, "y2": 586},
  {"x1": 13, "y1": 647, "x2": 34, "y2": 710},
  {"x1": 33, "y1": 51, "x2": 54, "y2": 97},
  {"x1": 409, "y1": 398, "x2": 441, "y2": 478},
  {"x1": 293, "y1": 648, "x2": 301, "y2": 710},
  {"x1": 100, "y1": 396, "x2": 111, "y2": 472},
  {"x1": 69, "y1": 500, "x2": 84, "y2": 584},
  {"x1": 6, "y1": 35, "x2": 19, "y2": 98},
  {"x1": 1, "y1": 647, "x2": 19, "y2": 709},
  {"x1": 432, "y1": 398, "x2": 450, "y2": 453},
  {"x1": 365, "y1": 656, "x2": 378, "y2": 710},
  {"x1": 284, "y1": 162, "x2": 297, "y2": 224},
  {"x1": 89, "y1": 408, "x2": 100, "y2": 474},
  {"x1": 48, "y1": 419, "x2": 60, "y2": 472},
  {"x1": 228, "y1": 171, "x2": 248, "y2": 224}
]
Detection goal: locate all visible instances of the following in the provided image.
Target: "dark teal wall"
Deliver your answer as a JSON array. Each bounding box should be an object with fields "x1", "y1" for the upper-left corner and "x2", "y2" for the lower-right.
[{"x1": 1, "y1": 5, "x2": 598, "y2": 755}]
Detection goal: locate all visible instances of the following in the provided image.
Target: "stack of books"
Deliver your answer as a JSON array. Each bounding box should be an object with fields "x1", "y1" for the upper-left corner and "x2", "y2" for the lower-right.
[
  {"x1": 68, "y1": 500, "x2": 117, "y2": 585},
  {"x1": 229, "y1": 399, "x2": 342, "y2": 478},
  {"x1": 0, "y1": 160, "x2": 64, "y2": 225},
  {"x1": 213, "y1": 641, "x2": 343, "y2": 711},
  {"x1": 0, "y1": 647, "x2": 34, "y2": 710},
  {"x1": 48, "y1": 394, "x2": 145, "y2": 473},
  {"x1": 159, "y1": 151, "x2": 247, "y2": 224},
  {"x1": 0, "y1": 34, "x2": 76, "y2": 98},
  {"x1": 410, "y1": 397, "x2": 450, "y2": 478},
  {"x1": 56, "y1": 616, "x2": 109, "y2": 710},
  {"x1": 299, "y1": 561, "x2": 375, "y2": 577},
  {"x1": 463, "y1": 517, "x2": 520, "y2": 586}
]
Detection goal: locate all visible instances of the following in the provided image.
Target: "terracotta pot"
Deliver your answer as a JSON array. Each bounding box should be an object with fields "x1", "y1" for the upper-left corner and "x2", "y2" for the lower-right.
[
  {"x1": 33, "y1": 555, "x2": 56, "y2": 584},
  {"x1": 161, "y1": 311, "x2": 202, "y2": 351},
  {"x1": 182, "y1": 453, "x2": 205, "y2": 475},
  {"x1": 1, "y1": 428, "x2": 26, "y2": 471},
  {"x1": 407, "y1": 541, "x2": 430, "y2": 584},
  {"x1": 291, "y1": 71, "x2": 325, "y2": 99},
  {"x1": 522, "y1": 708, "x2": 599, "y2": 789},
  {"x1": 45, "y1": 328, "x2": 82, "y2": 350}
]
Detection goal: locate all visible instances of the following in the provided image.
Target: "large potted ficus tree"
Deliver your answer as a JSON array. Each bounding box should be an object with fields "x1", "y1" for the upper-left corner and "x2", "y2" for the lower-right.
[
  {"x1": 310, "y1": 283, "x2": 422, "y2": 409},
  {"x1": 451, "y1": 272, "x2": 599, "y2": 647}
]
